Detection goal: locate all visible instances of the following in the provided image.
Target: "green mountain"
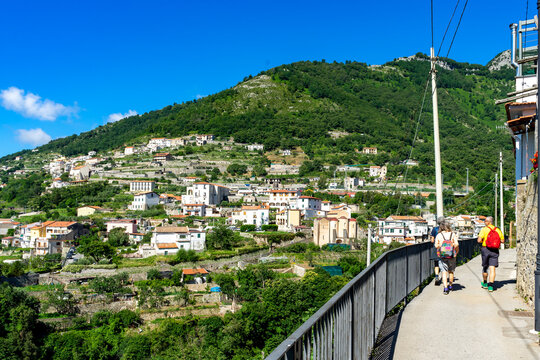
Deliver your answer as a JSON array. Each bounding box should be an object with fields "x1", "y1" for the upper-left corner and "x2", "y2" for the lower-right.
[{"x1": 5, "y1": 53, "x2": 516, "y2": 186}]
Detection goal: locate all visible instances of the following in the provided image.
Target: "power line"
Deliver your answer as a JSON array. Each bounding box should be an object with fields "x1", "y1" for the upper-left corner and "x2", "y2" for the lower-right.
[
  {"x1": 437, "y1": 0, "x2": 461, "y2": 57},
  {"x1": 396, "y1": 77, "x2": 431, "y2": 214},
  {"x1": 447, "y1": 176, "x2": 496, "y2": 213},
  {"x1": 446, "y1": 0, "x2": 469, "y2": 58}
]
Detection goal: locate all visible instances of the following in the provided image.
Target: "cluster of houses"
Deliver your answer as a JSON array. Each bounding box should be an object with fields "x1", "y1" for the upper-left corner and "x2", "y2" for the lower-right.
[{"x1": 375, "y1": 214, "x2": 488, "y2": 245}]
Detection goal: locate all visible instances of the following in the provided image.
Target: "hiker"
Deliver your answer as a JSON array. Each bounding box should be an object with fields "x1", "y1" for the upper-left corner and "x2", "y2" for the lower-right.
[
  {"x1": 435, "y1": 221, "x2": 459, "y2": 295},
  {"x1": 477, "y1": 216, "x2": 504, "y2": 292},
  {"x1": 430, "y1": 216, "x2": 445, "y2": 285}
]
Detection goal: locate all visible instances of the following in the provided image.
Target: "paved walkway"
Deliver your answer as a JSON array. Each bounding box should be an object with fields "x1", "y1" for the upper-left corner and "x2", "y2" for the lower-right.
[{"x1": 393, "y1": 248, "x2": 540, "y2": 360}]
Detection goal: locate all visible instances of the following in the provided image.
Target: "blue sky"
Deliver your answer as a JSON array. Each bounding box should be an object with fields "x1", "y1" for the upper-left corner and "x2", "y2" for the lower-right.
[{"x1": 0, "y1": 0, "x2": 530, "y2": 156}]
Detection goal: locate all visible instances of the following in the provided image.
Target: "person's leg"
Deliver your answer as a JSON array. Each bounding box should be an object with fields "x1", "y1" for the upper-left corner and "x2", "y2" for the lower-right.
[
  {"x1": 442, "y1": 271, "x2": 449, "y2": 288},
  {"x1": 481, "y1": 247, "x2": 489, "y2": 288},
  {"x1": 487, "y1": 249, "x2": 498, "y2": 291},
  {"x1": 449, "y1": 272, "x2": 454, "y2": 286}
]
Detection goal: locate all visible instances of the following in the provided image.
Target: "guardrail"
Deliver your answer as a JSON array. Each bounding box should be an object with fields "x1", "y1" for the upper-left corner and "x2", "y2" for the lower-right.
[{"x1": 266, "y1": 238, "x2": 480, "y2": 360}]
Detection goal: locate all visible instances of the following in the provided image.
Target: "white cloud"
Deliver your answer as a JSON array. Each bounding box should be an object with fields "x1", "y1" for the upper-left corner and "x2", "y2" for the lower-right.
[
  {"x1": 16, "y1": 128, "x2": 52, "y2": 146},
  {"x1": 196, "y1": 94, "x2": 205, "y2": 100},
  {"x1": 0, "y1": 87, "x2": 78, "y2": 121},
  {"x1": 106, "y1": 109, "x2": 138, "y2": 123}
]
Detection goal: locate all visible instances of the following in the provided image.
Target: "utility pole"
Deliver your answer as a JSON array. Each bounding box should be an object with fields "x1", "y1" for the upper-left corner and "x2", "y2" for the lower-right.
[
  {"x1": 431, "y1": 47, "x2": 444, "y2": 218},
  {"x1": 466, "y1": 168, "x2": 469, "y2": 194},
  {"x1": 535, "y1": 0, "x2": 540, "y2": 332},
  {"x1": 499, "y1": 152, "x2": 504, "y2": 239},
  {"x1": 367, "y1": 224, "x2": 372, "y2": 266},
  {"x1": 494, "y1": 173, "x2": 498, "y2": 227}
]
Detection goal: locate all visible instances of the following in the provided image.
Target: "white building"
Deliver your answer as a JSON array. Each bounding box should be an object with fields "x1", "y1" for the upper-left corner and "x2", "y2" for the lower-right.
[
  {"x1": 130, "y1": 180, "x2": 156, "y2": 192},
  {"x1": 231, "y1": 205, "x2": 270, "y2": 227},
  {"x1": 129, "y1": 192, "x2": 160, "y2": 211},
  {"x1": 292, "y1": 196, "x2": 322, "y2": 219},
  {"x1": 182, "y1": 182, "x2": 230, "y2": 206},
  {"x1": 147, "y1": 138, "x2": 171, "y2": 151},
  {"x1": 106, "y1": 219, "x2": 137, "y2": 234},
  {"x1": 369, "y1": 165, "x2": 387, "y2": 179},
  {"x1": 170, "y1": 138, "x2": 186, "y2": 147},
  {"x1": 344, "y1": 177, "x2": 364, "y2": 190},
  {"x1": 362, "y1": 147, "x2": 378, "y2": 155},
  {"x1": 70, "y1": 165, "x2": 91, "y2": 181},
  {"x1": 151, "y1": 226, "x2": 206, "y2": 254},
  {"x1": 377, "y1": 215, "x2": 428, "y2": 244},
  {"x1": 182, "y1": 204, "x2": 207, "y2": 217},
  {"x1": 124, "y1": 146, "x2": 136, "y2": 155},
  {"x1": 268, "y1": 190, "x2": 300, "y2": 210},
  {"x1": 246, "y1": 144, "x2": 264, "y2": 151}
]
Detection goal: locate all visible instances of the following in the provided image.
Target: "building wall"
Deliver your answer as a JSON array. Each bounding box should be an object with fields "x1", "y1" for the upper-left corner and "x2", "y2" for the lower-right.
[
  {"x1": 130, "y1": 181, "x2": 155, "y2": 192},
  {"x1": 516, "y1": 178, "x2": 537, "y2": 304},
  {"x1": 77, "y1": 207, "x2": 97, "y2": 217}
]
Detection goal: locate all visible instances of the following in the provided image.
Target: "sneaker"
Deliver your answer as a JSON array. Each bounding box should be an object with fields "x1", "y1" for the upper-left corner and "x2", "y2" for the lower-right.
[
  {"x1": 481, "y1": 281, "x2": 488, "y2": 289},
  {"x1": 444, "y1": 287, "x2": 449, "y2": 295},
  {"x1": 448, "y1": 285, "x2": 453, "y2": 291},
  {"x1": 435, "y1": 277, "x2": 441, "y2": 286},
  {"x1": 488, "y1": 285, "x2": 494, "y2": 292}
]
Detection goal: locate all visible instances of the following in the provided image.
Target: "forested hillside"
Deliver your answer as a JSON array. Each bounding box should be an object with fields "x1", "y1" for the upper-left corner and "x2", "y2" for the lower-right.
[{"x1": 4, "y1": 53, "x2": 516, "y2": 185}]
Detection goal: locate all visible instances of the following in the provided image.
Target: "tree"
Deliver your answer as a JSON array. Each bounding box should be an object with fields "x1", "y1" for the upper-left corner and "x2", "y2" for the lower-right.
[
  {"x1": 107, "y1": 228, "x2": 130, "y2": 247},
  {"x1": 206, "y1": 225, "x2": 239, "y2": 250},
  {"x1": 0, "y1": 283, "x2": 44, "y2": 360},
  {"x1": 78, "y1": 240, "x2": 115, "y2": 263},
  {"x1": 43, "y1": 290, "x2": 79, "y2": 316}
]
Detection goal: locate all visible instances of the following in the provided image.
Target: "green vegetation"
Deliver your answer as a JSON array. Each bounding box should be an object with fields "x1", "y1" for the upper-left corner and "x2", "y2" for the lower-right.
[{"x1": 8, "y1": 58, "x2": 513, "y2": 191}]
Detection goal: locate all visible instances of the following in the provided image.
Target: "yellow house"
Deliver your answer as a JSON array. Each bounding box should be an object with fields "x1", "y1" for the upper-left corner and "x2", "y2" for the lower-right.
[
  {"x1": 30, "y1": 225, "x2": 46, "y2": 242},
  {"x1": 77, "y1": 205, "x2": 105, "y2": 217}
]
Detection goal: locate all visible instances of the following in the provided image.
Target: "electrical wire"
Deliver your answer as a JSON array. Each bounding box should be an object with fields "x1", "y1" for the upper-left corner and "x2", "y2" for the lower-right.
[
  {"x1": 437, "y1": 0, "x2": 461, "y2": 57},
  {"x1": 447, "y1": 176, "x2": 496, "y2": 213},
  {"x1": 396, "y1": 77, "x2": 431, "y2": 215},
  {"x1": 446, "y1": 0, "x2": 469, "y2": 58}
]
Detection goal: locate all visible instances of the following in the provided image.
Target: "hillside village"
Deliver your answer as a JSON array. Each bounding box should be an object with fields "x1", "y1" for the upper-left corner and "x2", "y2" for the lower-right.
[{"x1": 0, "y1": 133, "x2": 491, "y2": 258}]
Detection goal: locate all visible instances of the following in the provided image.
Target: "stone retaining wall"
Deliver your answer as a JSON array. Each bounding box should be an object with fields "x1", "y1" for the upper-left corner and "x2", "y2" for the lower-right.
[{"x1": 516, "y1": 178, "x2": 537, "y2": 305}]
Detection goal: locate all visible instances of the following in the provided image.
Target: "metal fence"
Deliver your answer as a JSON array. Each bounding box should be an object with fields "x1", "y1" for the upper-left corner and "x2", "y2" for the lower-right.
[{"x1": 266, "y1": 238, "x2": 480, "y2": 360}]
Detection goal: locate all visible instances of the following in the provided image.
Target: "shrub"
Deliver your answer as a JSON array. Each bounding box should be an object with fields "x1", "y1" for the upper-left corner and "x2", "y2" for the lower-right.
[
  {"x1": 147, "y1": 268, "x2": 163, "y2": 280},
  {"x1": 240, "y1": 224, "x2": 256, "y2": 232},
  {"x1": 261, "y1": 224, "x2": 278, "y2": 231}
]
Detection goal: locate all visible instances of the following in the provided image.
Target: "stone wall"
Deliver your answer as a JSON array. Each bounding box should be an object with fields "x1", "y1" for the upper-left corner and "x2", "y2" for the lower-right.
[{"x1": 516, "y1": 178, "x2": 537, "y2": 304}]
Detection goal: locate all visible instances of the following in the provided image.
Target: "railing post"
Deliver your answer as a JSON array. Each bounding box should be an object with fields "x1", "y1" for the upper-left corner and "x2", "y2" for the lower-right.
[
  {"x1": 350, "y1": 288, "x2": 354, "y2": 360},
  {"x1": 405, "y1": 246, "x2": 409, "y2": 305}
]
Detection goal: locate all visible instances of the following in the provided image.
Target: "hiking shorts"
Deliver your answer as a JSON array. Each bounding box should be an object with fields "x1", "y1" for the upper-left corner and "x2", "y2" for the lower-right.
[
  {"x1": 438, "y1": 257, "x2": 456, "y2": 272},
  {"x1": 481, "y1": 246, "x2": 499, "y2": 272}
]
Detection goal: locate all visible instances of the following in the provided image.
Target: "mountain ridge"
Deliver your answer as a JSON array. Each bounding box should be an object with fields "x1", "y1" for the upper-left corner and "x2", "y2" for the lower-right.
[{"x1": 1, "y1": 53, "x2": 516, "y2": 185}]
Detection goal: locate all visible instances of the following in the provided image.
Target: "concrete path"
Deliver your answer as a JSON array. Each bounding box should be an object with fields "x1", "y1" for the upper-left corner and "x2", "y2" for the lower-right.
[{"x1": 393, "y1": 248, "x2": 540, "y2": 360}]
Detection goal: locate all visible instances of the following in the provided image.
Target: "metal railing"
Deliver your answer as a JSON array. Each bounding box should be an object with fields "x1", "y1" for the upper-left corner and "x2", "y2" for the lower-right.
[{"x1": 266, "y1": 238, "x2": 480, "y2": 360}]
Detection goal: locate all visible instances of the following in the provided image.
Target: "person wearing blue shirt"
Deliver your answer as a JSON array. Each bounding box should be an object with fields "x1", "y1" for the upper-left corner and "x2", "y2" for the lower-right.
[{"x1": 430, "y1": 217, "x2": 445, "y2": 286}]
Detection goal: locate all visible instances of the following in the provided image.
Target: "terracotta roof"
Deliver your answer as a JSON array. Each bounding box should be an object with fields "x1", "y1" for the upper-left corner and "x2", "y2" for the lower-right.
[
  {"x1": 156, "y1": 243, "x2": 178, "y2": 249},
  {"x1": 154, "y1": 152, "x2": 171, "y2": 156},
  {"x1": 182, "y1": 268, "x2": 208, "y2": 275},
  {"x1": 184, "y1": 204, "x2": 206, "y2": 207},
  {"x1": 241, "y1": 205, "x2": 269, "y2": 210},
  {"x1": 43, "y1": 221, "x2": 77, "y2": 228},
  {"x1": 106, "y1": 219, "x2": 136, "y2": 224},
  {"x1": 171, "y1": 215, "x2": 188, "y2": 219},
  {"x1": 387, "y1": 215, "x2": 426, "y2": 222},
  {"x1": 155, "y1": 226, "x2": 190, "y2": 233},
  {"x1": 299, "y1": 196, "x2": 321, "y2": 200},
  {"x1": 135, "y1": 191, "x2": 157, "y2": 196}
]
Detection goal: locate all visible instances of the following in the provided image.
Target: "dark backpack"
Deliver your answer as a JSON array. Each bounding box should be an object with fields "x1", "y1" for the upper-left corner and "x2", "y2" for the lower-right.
[
  {"x1": 485, "y1": 226, "x2": 501, "y2": 249},
  {"x1": 438, "y1": 232, "x2": 454, "y2": 259}
]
